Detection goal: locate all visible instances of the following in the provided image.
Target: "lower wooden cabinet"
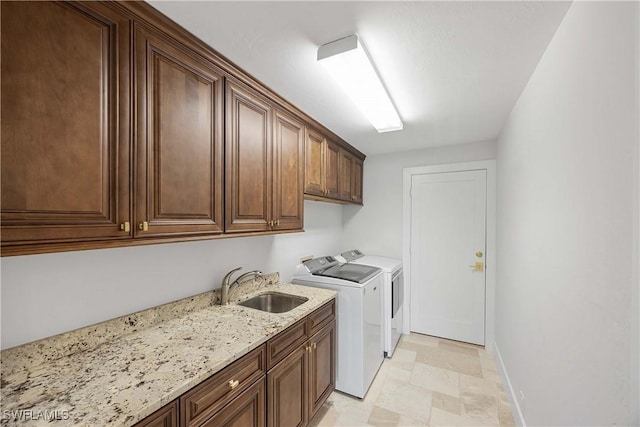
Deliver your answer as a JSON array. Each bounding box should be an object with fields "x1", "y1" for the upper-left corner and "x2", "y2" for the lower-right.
[
  {"x1": 199, "y1": 379, "x2": 266, "y2": 427},
  {"x1": 267, "y1": 319, "x2": 336, "y2": 427},
  {"x1": 133, "y1": 400, "x2": 178, "y2": 427},
  {"x1": 308, "y1": 321, "x2": 336, "y2": 417},
  {"x1": 267, "y1": 345, "x2": 308, "y2": 427},
  {"x1": 180, "y1": 345, "x2": 266, "y2": 426},
  {"x1": 134, "y1": 300, "x2": 335, "y2": 427}
]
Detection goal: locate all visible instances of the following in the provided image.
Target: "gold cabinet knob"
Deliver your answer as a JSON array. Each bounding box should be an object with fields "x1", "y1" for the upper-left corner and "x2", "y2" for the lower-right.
[
  {"x1": 228, "y1": 379, "x2": 239, "y2": 389},
  {"x1": 476, "y1": 251, "x2": 483, "y2": 258},
  {"x1": 312, "y1": 342, "x2": 317, "y2": 349},
  {"x1": 275, "y1": 219, "x2": 280, "y2": 226},
  {"x1": 119, "y1": 221, "x2": 130, "y2": 232},
  {"x1": 138, "y1": 221, "x2": 148, "y2": 231}
]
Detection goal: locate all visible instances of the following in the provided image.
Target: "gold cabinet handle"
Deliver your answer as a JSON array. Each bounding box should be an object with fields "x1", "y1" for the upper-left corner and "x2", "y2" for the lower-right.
[
  {"x1": 275, "y1": 219, "x2": 280, "y2": 226},
  {"x1": 138, "y1": 221, "x2": 148, "y2": 231},
  {"x1": 313, "y1": 342, "x2": 317, "y2": 349},
  {"x1": 229, "y1": 379, "x2": 239, "y2": 389},
  {"x1": 306, "y1": 345, "x2": 311, "y2": 352},
  {"x1": 120, "y1": 221, "x2": 130, "y2": 232}
]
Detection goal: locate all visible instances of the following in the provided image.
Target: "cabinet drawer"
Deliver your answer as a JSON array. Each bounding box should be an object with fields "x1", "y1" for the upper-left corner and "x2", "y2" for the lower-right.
[
  {"x1": 266, "y1": 318, "x2": 308, "y2": 369},
  {"x1": 307, "y1": 300, "x2": 335, "y2": 337},
  {"x1": 199, "y1": 377, "x2": 266, "y2": 427},
  {"x1": 181, "y1": 344, "x2": 266, "y2": 426}
]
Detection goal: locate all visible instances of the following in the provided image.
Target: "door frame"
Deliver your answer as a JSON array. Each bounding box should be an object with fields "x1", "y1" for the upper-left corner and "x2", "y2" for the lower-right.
[{"x1": 402, "y1": 160, "x2": 496, "y2": 350}]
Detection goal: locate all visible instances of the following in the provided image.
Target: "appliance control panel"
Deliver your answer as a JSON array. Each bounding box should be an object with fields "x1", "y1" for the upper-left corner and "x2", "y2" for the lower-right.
[
  {"x1": 303, "y1": 256, "x2": 339, "y2": 273},
  {"x1": 341, "y1": 249, "x2": 364, "y2": 262}
]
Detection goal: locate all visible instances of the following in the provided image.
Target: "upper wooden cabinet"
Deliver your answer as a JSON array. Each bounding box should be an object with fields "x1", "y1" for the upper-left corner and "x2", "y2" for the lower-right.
[
  {"x1": 225, "y1": 80, "x2": 273, "y2": 233},
  {"x1": 303, "y1": 128, "x2": 363, "y2": 205},
  {"x1": 272, "y1": 110, "x2": 305, "y2": 231},
  {"x1": 303, "y1": 130, "x2": 341, "y2": 200},
  {"x1": 134, "y1": 25, "x2": 224, "y2": 238},
  {"x1": 0, "y1": 1, "x2": 361, "y2": 255},
  {"x1": 0, "y1": 1, "x2": 132, "y2": 247},
  {"x1": 325, "y1": 140, "x2": 341, "y2": 199},
  {"x1": 352, "y1": 157, "x2": 364, "y2": 204},
  {"x1": 339, "y1": 149, "x2": 354, "y2": 202},
  {"x1": 225, "y1": 80, "x2": 304, "y2": 233},
  {"x1": 338, "y1": 149, "x2": 364, "y2": 204}
]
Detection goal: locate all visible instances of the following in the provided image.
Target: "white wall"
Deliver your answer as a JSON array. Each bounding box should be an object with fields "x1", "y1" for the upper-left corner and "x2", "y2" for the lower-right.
[
  {"x1": 0, "y1": 200, "x2": 343, "y2": 349},
  {"x1": 495, "y1": 2, "x2": 639, "y2": 426},
  {"x1": 342, "y1": 140, "x2": 497, "y2": 259}
]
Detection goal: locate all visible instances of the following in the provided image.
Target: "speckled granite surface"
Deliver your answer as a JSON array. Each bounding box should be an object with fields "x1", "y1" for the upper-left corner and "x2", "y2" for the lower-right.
[{"x1": 0, "y1": 274, "x2": 336, "y2": 426}]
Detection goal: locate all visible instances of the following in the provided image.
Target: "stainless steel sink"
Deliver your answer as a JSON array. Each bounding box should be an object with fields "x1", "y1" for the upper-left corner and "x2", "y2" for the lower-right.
[{"x1": 238, "y1": 292, "x2": 308, "y2": 313}]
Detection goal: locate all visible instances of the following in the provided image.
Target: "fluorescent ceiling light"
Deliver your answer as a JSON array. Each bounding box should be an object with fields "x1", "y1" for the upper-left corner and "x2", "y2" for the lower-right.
[{"x1": 318, "y1": 34, "x2": 403, "y2": 133}]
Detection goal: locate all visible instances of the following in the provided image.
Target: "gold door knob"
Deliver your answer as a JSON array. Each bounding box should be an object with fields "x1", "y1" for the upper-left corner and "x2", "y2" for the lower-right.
[{"x1": 228, "y1": 379, "x2": 239, "y2": 389}]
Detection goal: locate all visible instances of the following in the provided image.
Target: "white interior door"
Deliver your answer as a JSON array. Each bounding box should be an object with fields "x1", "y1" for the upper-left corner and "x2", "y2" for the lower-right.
[{"x1": 410, "y1": 169, "x2": 486, "y2": 345}]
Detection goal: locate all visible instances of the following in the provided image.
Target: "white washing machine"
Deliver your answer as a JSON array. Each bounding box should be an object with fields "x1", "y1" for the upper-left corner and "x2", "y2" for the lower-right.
[
  {"x1": 338, "y1": 249, "x2": 404, "y2": 358},
  {"x1": 292, "y1": 256, "x2": 384, "y2": 399}
]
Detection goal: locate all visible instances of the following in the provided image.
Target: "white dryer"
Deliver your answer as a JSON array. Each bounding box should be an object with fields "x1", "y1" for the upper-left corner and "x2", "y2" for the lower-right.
[
  {"x1": 292, "y1": 256, "x2": 384, "y2": 399},
  {"x1": 338, "y1": 249, "x2": 404, "y2": 357}
]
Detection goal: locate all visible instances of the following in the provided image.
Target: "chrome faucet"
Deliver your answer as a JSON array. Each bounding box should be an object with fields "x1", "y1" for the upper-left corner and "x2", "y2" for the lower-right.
[{"x1": 220, "y1": 267, "x2": 263, "y2": 305}]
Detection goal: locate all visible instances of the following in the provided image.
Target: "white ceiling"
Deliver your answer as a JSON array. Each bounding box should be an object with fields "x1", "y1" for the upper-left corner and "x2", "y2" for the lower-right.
[{"x1": 148, "y1": 1, "x2": 570, "y2": 156}]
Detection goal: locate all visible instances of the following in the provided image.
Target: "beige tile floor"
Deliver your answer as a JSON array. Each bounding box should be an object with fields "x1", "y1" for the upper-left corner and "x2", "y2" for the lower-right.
[{"x1": 310, "y1": 333, "x2": 516, "y2": 427}]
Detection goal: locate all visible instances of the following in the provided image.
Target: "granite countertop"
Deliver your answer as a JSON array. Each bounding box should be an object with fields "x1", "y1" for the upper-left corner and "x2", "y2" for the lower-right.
[{"x1": 0, "y1": 274, "x2": 336, "y2": 426}]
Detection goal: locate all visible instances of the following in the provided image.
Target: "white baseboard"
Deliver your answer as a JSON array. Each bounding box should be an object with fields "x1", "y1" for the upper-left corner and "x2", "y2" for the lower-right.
[{"x1": 493, "y1": 341, "x2": 527, "y2": 427}]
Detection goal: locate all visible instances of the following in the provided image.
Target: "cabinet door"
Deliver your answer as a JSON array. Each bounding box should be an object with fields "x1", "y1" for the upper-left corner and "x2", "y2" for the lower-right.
[
  {"x1": 225, "y1": 81, "x2": 272, "y2": 232},
  {"x1": 308, "y1": 321, "x2": 336, "y2": 418},
  {"x1": 304, "y1": 128, "x2": 325, "y2": 197},
  {"x1": 1, "y1": 1, "x2": 131, "y2": 249},
  {"x1": 200, "y1": 378, "x2": 266, "y2": 427},
  {"x1": 135, "y1": 26, "x2": 224, "y2": 238},
  {"x1": 134, "y1": 400, "x2": 178, "y2": 427},
  {"x1": 338, "y1": 150, "x2": 354, "y2": 202},
  {"x1": 325, "y1": 140, "x2": 341, "y2": 199},
  {"x1": 352, "y1": 157, "x2": 364, "y2": 204},
  {"x1": 273, "y1": 110, "x2": 304, "y2": 231},
  {"x1": 267, "y1": 346, "x2": 308, "y2": 427}
]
